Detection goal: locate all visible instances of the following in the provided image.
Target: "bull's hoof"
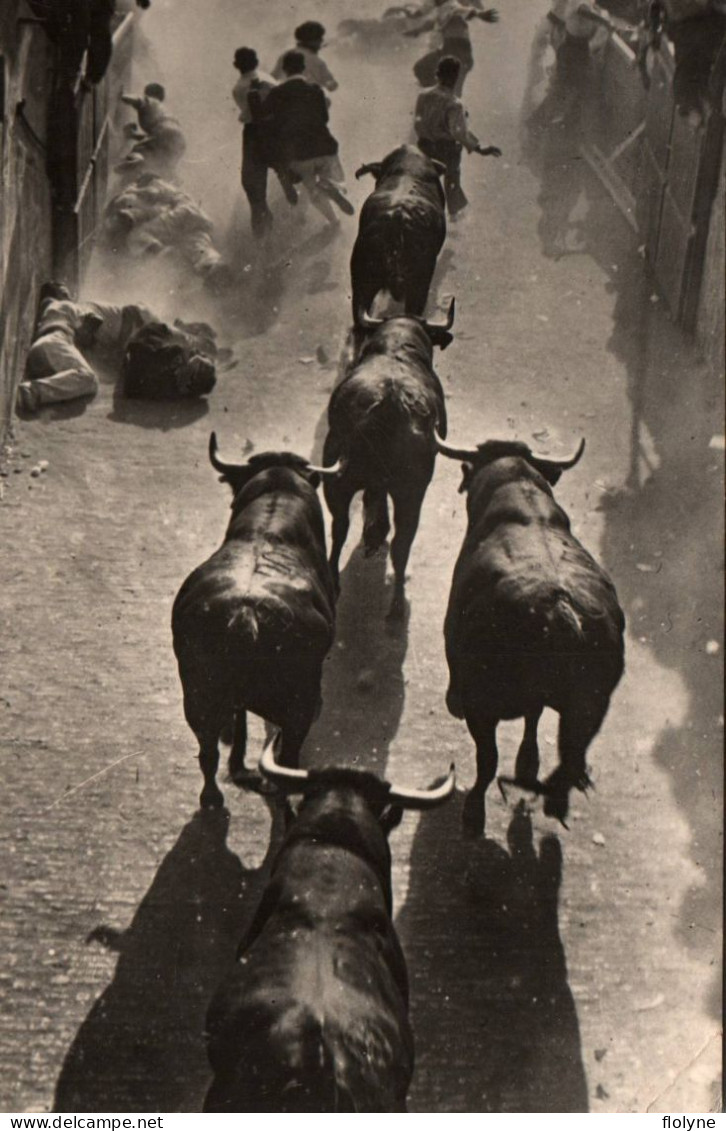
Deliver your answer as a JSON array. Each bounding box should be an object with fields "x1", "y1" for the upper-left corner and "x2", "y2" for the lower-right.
[
  {"x1": 543, "y1": 789, "x2": 569, "y2": 827},
  {"x1": 386, "y1": 593, "x2": 406, "y2": 621},
  {"x1": 228, "y1": 768, "x2": 277, "y2": 796},
  {"x1": 200, "y1": 784, "x2": 224, "y2": 810},
  {"x1": 462, "y1": 792, "x2": 485, "y2": 838},
  {"x1": 575, "y1": 770, "x2": 594, "y2": 793}
]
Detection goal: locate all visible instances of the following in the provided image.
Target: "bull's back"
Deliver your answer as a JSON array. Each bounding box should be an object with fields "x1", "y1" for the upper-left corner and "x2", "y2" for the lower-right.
[
  {"x1": 206, "y1": 927, "x2": 412, "y2": 1112},
  {"x1": 172, "y1": 539, "x2": 335, "y2": 664},
  {"x1": 446, "y1": 522, "x2": 624, "y2": 706},
  {"x1": 331, "y1": 370, "x2": 438, "y2": 479}
]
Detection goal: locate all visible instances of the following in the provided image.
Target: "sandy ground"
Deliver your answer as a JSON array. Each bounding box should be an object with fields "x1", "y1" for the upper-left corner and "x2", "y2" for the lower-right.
[{"x1": 0, "y1": 0, "x2": 722, "y2": 1113}]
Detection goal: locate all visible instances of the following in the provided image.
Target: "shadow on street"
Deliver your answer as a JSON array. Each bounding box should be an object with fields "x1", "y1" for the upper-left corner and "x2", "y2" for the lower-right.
[
  {"x1": 525, "y1": 55, "x2": 723, "y2": 1022},
  {"x1": 397, "y1": 800, "x2": 589, "y2": 1113},
  {"x1": 107, "y1": 390, "x2": 211, "y2": 430},
  {"x1": 306, "y1": 544, "x2": 408, "y2": 781},
  {"x1": 53, "y1": 808, "x2": 278, "y2": 1113},
  {"x1": 597, "y1": 255, "x2": 723, "y2": 1022}
]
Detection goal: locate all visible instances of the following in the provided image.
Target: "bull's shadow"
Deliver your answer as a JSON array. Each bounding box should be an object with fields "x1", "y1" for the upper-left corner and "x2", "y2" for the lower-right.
[
  {"x1": 397, "y1": 800, "x2": 588, "y2": 1112},
  {"x1": 597, "y1": 266, "x2": 723, "y2": 1022},
  {"x1": 53, "y1": 808, "x2": 278, "y2": 1113},
  {"x1": 108, "y1": 386, "x2": 211, "y2": 430},
  {"x1": 305, "y1": 544, "x2": 409, "y2": 780}
]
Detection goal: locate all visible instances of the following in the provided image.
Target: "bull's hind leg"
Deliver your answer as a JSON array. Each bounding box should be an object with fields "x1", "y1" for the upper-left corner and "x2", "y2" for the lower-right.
[
  {"x1": 387, "y1": 488, "x2": 425, "y2": 619},
  {"x1": 463, "y1": 715, "x2": 499, "y2": 837},
  {"x1": 198, "y1": 734, "x2": 224, "y2": 810},
  {"x1": 227, "y1": 710, "x2": 264, "y2": 790},
  {"x1": 278, "y1": 689, "x2": 320, "y2": 768},
  {"x1": 514, "y1": 707, "x2": 543, "y2": 789},
  {"x1": 544, "y1": 697, "x2": 606, "y2": 825},
  {"x1": 325, "y1": 478, "x2": 356, "y2": 592},
  {"x1": 362, "y1": 488, "x2": 390, "y2": 556}
]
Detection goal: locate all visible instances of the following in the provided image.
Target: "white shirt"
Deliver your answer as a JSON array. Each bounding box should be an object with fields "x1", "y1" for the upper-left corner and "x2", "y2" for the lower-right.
[
  {"x1": 272, "y1": 46, "x2": 337, "y2": 90},
  {"x1": 232, "y1": 70, "x2": 276, "y2": 123}
]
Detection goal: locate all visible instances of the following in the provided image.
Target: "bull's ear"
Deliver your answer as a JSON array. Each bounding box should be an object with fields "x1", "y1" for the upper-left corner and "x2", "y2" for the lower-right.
[
  {"x1": 283, "y1": 798, "x2": 300, "y2": 828},
  {"x1": 355, "y1": 161, "x2": 382, "y2": 180},
  {"x1": 434, "y1": 330, "x2": 454, "y2": 350},
  {"x1": 458, "y1": 462, "x2": 474, "y2": 493},
  {"x1": 529, "y1": 459, "x2": 563, "y2": 486},
  {"x1": 431, "y1": 158, "x2": 447, "y2": 177},
  {"x1": 538, "y1": 464, "x2": 564, "y2": 486},
  {"x1": 380, "y1": 805, "x2": 404, "y2": 835}
]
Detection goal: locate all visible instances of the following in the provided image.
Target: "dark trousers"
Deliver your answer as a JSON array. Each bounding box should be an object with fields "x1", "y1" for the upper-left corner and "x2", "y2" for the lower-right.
[
  {"x1": 418, "y1": 136, "x2": 467, "y2": 215},
  {"x1": 242, "y1": 124, "x2": 272, "y2": 237}
]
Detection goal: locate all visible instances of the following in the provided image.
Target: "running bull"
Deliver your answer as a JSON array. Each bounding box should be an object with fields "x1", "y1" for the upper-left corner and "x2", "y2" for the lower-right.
[
  {"x1": 204, "y1": 740, "x2": 455, "y2": 1112},
  {"x1": 437, "y1": 435, "x2": 625, "y2": 836},
  {"x1": 172, "y1": 436, "x2": 339, "y2": 808},
  {"x1": 351, "y1": 144, "x2": 447, "y2": 319},
  {"x1": 322, "y1": 302, "x2": 454, "y2": 619}
]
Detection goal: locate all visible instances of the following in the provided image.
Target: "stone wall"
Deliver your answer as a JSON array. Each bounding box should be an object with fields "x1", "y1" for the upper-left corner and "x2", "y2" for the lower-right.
[
  {"x1": 696, "y1": 139, "x2": 726, "y2": 382},
  {"x1": 0, "y1": 2, "x2": 54, "y2": 440}
]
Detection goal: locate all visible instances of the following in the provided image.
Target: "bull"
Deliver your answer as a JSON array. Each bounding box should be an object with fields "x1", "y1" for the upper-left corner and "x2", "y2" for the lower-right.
[
  {"x1": 437, "y1": 435, "x2": 625, "y2": 836},
  {"x1": 204, "y1": 740, "x2": 455, "y2": 1112},
  {"x1": 351, "y1": 144, "x2": 447, "y2": 320},
  {"x1": 322, "y1": 302, "x2": 454, "y2": 619},
  {"x1": 171, "y1": 435, "x2": 339, "y2": 808}
]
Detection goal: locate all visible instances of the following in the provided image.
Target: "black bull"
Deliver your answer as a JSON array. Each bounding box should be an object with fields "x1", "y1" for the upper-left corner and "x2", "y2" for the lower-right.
[
  {"x1": 171, "y1": 438, "x2": 337, "y2": 808},
  {"x1": 204, "y1": 748, "x2": 455, "y2": 1113},
  {"x1": 351, "y1": 145, "x2": 447, "y2": 320},
  {"x1": 322, "y1": 311, "x2": 452, "y2": 619},
  {"x1": 438, "y1": 437, "x2": 625, "y2": 836}
]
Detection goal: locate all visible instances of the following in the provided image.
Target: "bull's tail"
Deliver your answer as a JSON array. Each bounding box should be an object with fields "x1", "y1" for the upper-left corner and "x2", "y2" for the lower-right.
[
  {"x1": 356, "y1": 391, "x2": 416, "y2": 557},
  {"x1": 228, "y1": 604, "x2": 260, "y2": 643},
  {"x1": 544, "y1": 590, "x2": 586, "y2": 641},
  {"x1": 275, "y1": 1011, "x2": 356, "y2": 1112},
  {"x1": 362, "y1": 487, "x2": 391, "y2": 557},
  {"x1": 219, "y1": 605, "x2": 259, "y2": 745}
]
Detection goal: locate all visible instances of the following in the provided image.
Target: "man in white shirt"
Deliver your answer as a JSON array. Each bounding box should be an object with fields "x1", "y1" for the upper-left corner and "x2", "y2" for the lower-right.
[
  {"x1": 414, "y1": 54, "x2": 501, "y2": 216},
  {"x1": 16, "y1": 283, "x2": 156, "y2": 412},
  {"x1": 232, "y1": 46, "x2": 278, "y2": 237},
  {"x1": 272, "y1": 21, "x2": 338, "y2": 91}
]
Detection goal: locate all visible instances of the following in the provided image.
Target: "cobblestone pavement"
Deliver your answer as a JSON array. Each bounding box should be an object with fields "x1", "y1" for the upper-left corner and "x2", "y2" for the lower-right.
[{"x1": 0, "y1": 0, "x2": 722, "y2": 1113}]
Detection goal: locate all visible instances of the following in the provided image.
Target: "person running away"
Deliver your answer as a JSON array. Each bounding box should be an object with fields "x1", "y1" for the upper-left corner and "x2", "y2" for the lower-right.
[
  {"x1": 414, "y1": 54, "x2": 501, "y2": 216},
  {"x1": 258, "y1": 49, "x2": 354, "y2": 226}
]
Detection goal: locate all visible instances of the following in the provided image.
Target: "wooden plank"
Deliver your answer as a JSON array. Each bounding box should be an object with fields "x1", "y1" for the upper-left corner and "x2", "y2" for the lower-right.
[{"x1": 581, "y1": 142, "x2": 639, "y2": 231}]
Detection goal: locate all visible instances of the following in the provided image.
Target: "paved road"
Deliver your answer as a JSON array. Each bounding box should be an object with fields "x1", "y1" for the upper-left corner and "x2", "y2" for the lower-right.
[{"x1": 0, "y1": 0, "x2": 722, "y2": 1113}]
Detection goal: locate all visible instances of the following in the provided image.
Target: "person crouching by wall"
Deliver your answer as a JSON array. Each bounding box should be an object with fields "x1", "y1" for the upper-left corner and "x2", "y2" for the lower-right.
[{"x1": 16, "y1": 284, "x2": 102, "y2": 414}]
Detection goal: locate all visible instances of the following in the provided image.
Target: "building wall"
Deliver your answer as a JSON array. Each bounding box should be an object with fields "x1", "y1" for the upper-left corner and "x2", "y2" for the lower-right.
[
  {"x1": 0, "y1": 2, "x2": 135, "y2": 443},
  {"x1": 696, "y1": 140, "x2": 726, "y2": 381},
  {"x1": 0, "y1": 1, "x2": 53, "y2": 439}
]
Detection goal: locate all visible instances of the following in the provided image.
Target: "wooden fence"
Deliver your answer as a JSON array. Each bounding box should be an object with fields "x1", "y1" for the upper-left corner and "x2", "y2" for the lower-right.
[{"x1": 582, "y1": 31, "x2": 725, "y2": 354}]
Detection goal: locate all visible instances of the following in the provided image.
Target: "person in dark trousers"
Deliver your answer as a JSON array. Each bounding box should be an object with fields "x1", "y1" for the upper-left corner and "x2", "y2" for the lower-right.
[
  {"x1": 258, "y1": 50, "x2": 354, "y2": 226},
  {"x1": 232, "y1": 47, "x2": 279, "y2": 237},
  {"x1": 414, "y1": 54, "x2": 501, "y2": 216}
]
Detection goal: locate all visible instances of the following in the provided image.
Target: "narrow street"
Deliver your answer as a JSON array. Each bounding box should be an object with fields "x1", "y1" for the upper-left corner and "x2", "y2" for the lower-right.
[{"x1": 0, "y1": 0, "x2": 722, "y2": 1113}]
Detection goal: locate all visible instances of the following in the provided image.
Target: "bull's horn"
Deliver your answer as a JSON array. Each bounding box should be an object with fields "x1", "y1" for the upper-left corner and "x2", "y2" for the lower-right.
[
  {"x1": 306, "y1": 458, "x2": 343, "y2": 477},
  {"x1": 532, "y1": 437, "x2": 586, "y2": 469},
  {"x1": 388, "y1": 763, "x2": 456, "y2": 809},
  {"x1": 259, "y1": 733, "x2": 310, "y2": 790},
  {"x1": 425, "y1": 296, "x2": 456, "y2": 331},
  {"x1": 208, "y1": 431, "x2": 241, "y2": 475},
  {"x1": 355, "y1": 307, "x2": 384, "y2": 331},
  {"x1": 434, "y1": 431, "x2": 478, "y2": 461}
]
